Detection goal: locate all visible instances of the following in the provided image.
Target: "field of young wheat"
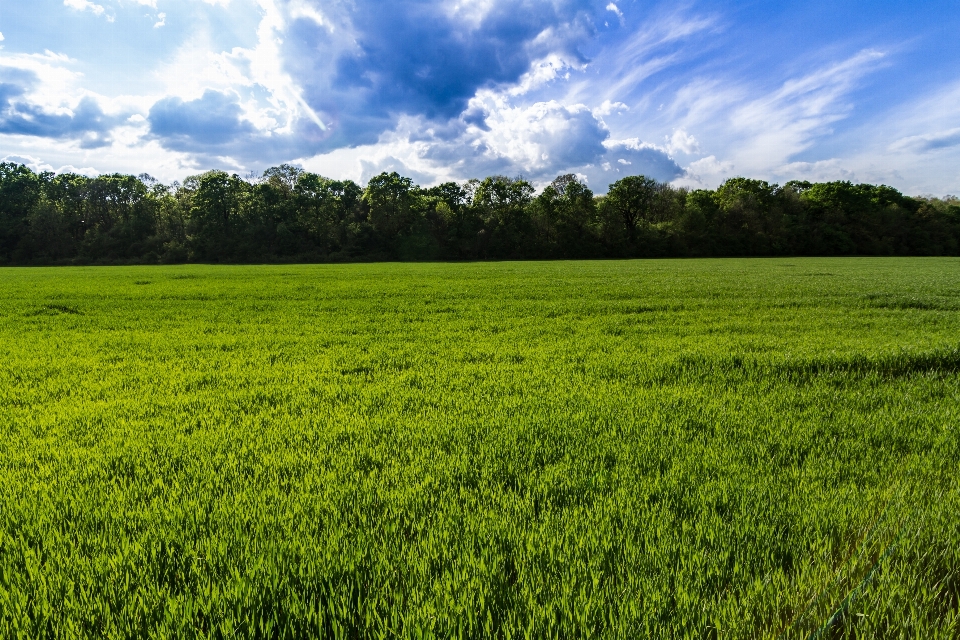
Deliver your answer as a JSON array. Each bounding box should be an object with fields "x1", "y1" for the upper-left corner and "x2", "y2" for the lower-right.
[{"x1": 1, "y1": 258, "x2": 958, "y2": 638}]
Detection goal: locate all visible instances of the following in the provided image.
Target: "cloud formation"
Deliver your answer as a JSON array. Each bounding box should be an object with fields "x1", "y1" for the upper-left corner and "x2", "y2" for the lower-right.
[
  {"x1": 0, "y1": 0, "x2": 958, "y2": 194},
  {"x1": 0, "y1": 65, "x2": 116, "y2": 147},
  {"x1": 282, "y1": 0, "x2": 604, "y2": 149},
  {"x1": 63, "y1": 0, "x2": 108, "y2": 19},
  {"x1": 148, "y1": 90, "x2": 255, "y2": 149}
]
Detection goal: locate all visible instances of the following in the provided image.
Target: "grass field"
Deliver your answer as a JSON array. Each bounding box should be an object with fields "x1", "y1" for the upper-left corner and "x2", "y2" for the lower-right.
[{"x1": 1, "y1": 258, "x2": 958, "y2": 638}]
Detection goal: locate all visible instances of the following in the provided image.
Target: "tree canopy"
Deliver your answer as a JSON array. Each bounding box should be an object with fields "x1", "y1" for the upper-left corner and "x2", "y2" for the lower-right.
[{"x1": 0, "y1": 162, "x2": 957, "y2": 265}]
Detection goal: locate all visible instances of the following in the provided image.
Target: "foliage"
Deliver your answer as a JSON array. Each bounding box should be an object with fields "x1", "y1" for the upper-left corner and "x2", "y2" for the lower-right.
[
  {"x1": 0, "y1": 163, "x2": 958, "y2": 264},
  {"x1": 0, "y1": 258, "x2": 958, "y2": 637}
]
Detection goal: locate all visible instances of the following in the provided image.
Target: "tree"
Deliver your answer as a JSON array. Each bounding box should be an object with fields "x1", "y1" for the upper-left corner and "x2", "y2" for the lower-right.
[
  {"x1": 471, "y1": 175, "x2": 534, "y2": 258},
  {"x1": 532, "y1": 174, "x2": 596, "y2": 257},
  {"x1": 0, "y1": 163, "x2": 42, "y2": 263},
  {"x1": 189, "y1": 171, "x2": 249, "y2": 260},
  {"x1": 363, "y1": 172, "x2": 417, "y2": 253},
  {"x1": 0, "y1": 161, "x2": 956, "y2": 263},
  {"x1": 603, "y1": 175, "x2": 659, "y2": 244},
  {"x1": 712, "y1": 178, "x2": 786, "y2": 255}
]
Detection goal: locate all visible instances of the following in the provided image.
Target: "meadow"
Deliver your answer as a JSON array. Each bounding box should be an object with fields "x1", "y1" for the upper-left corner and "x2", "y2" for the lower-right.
[{"x1": 0, "y1": 257, "x2": 958, "y2": 638}]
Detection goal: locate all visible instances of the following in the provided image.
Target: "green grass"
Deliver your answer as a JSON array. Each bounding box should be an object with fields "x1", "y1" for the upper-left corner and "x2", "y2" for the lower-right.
[{"x1": 1, "y1": 257, "x2": 958, "y2": 638}]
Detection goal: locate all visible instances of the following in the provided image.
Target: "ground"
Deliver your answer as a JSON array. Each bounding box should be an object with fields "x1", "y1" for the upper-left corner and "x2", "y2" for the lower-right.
[{"x1": 1, "y1": 258, "x2": 958, "y2": 638}]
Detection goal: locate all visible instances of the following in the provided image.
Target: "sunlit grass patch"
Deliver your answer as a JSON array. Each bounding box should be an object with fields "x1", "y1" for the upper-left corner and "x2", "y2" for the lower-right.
[{"x1": 0, "y1": 257, "x2": 957, "y2": 638}]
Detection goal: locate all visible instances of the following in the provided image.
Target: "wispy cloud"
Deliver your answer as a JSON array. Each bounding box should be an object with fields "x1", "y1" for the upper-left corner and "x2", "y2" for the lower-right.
[
  {"x1": 664, "y1": 48, "x2": 887, "y2": 185},
  {"x1": 892, "y1": 128, "x2": 960, "y2": 153}
]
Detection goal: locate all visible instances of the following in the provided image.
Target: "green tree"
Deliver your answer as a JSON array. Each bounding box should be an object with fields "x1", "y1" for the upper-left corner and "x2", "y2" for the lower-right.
[
  {"x1": 531, "y1": 174, "x2": 597, "y2": 258},
  {"x1": 471, "y1": 175, "x2": 533, "y2": 258},
  {"x1": 189, "y1": 171, "x2": 249, "y2": 261},
  {"x1": 0, "y1": 163, "x2": 42, "y2": 263},
  {"x1": 603, "y1": 175, "x2": 658, "y2": 244},
  {"x1": 363, "y1": 172, "x2": 418, "y2": 256}
]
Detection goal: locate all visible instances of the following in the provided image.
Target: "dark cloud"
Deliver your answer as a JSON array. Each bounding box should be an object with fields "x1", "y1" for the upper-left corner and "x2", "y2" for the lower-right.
[
  {"x1": 286, "y1": 0, "x2": 604, "y2": 147},
  {"x1": 146, "y1": 89, "x2": 337, "y2": 165},
  {"x1": 0, "y1": 66, "x2": 116, "y2": 146},
  {"x1": 148, "y1": 90, "x2": 257, "y2": 150}
]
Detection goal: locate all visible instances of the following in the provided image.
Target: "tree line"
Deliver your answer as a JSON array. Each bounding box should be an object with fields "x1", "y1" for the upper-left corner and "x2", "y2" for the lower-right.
[{"x1": 1, "y1": 162, "x2": 958, "y2": 265}]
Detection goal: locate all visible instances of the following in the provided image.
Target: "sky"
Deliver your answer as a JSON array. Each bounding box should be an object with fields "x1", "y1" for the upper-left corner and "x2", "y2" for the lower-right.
[{"x1": 0, "y1": 0, "x2": 958, "y2": 194}]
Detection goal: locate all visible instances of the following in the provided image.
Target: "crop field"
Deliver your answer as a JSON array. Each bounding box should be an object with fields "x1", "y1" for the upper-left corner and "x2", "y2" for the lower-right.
[{"x1": 1, "y1": 257, "x2": 959, "y2": 638}]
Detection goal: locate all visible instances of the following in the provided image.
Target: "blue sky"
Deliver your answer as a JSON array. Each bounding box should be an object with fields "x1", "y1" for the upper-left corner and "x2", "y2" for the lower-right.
[{"x1": 1, "y1": 0, "x2": 958, "y2": 194}]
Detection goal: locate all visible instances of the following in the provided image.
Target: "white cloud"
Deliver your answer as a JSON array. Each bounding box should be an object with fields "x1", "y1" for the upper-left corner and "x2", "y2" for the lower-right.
[
  {"x1": 288, "y1": 0, "x2": 332, "y2": 29},
  {"x1": 606, "y1": 3, "x2": 623, "y2": 23},
  {"x1": 666, "y1": 128, "x2": 699, "y2": 155},
  {"x1": 659, "y1": 48, "x2": 887, "y2": 188},
  {"x1": 507, "y1": 54, "x2": 581, "y2": 97},
  {"x1": 775, "y1": 159, "x2": 858, "y2": 183},
  {"x1": 816, "y1": 79, "x2": 960, "y2": 194},
  {"x1": 152, "y1": 0, "x2": 327, "y2": 134},
  {"x1": 726, "y1": 50, "x2": 885, "y2": 170},
  {"x1": 569, "y1": 10, "x2": 715, "y2": 107},
  {"x1": 3, "y1": 0, "x2": 953, "y2": 197},
  {"x1": 442, "y1": 0, "x2": 497, "y2": 29},
  {"x1": 6, "y1": 154, "x2": 93, "y2": 176},
  {"x1": 441, "y1": 92, "x2": 609, "y2": 175},
  {"x1": 1, "y1": 153, "x2": 97, "y2": 178},
  {"x1": 664, "y1": 65, "x2": 960, "y2": 195},
  {"x1": 248, "y1": 0, "x2": 327, "y2": 130},
  {"x1": 63, "y1": 0, "x2": 106, "y2": 17},
  {"x1": 0, "y1": 50, "x2": 85, "y2": 113},
  {"x1": 676, "y1": 155, "x2": 735, "y2": 187},
  {"x1": 593, "y1": 100, "x2": 628, "y2": 117},
  {"x1": 891, "y1": 128, "x2": 960, "y2": 153},
  {"x1": 0, "y1": 33, "x2": 5, "y2": 42}
]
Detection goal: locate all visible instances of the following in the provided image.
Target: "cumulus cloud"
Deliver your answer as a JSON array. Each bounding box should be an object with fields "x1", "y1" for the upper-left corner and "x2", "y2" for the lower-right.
[
  {"x1": 146, "y1": 88, "x2": 327, "y2": 166},
  {"x1": 462, "y1": 95, "x2": 609, "y2": 173},
  {"x1": 666, "y1": 128, "x2": 699, "y2": 155},
  {"x1": 135, "y1": 0, "x2": 615, "y2": 171},
  {"x1": 324, "y1": 92, "x2": 682, "y2": 191},
  {"x1": 0, "y1": 0, "x2": 697, "y2": 186},
  {"x1": 148, "y1": 90, "x2": 256, "y2": 149},
  {"x1": 0, "y1": 63, "x2": 117, "y2": 147},
  {"x1": 285, "y1": 0, "x2": 603, "y2": 147},
  {"x1": 584, "y1": 139, "x2": 684, "y2": 188},
  {"x1": 675, "y1": 155, "x2": 735, "y2": 187},
  {"x1": 150, "y1": 0, "x2": 328, "y2": 143}
]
